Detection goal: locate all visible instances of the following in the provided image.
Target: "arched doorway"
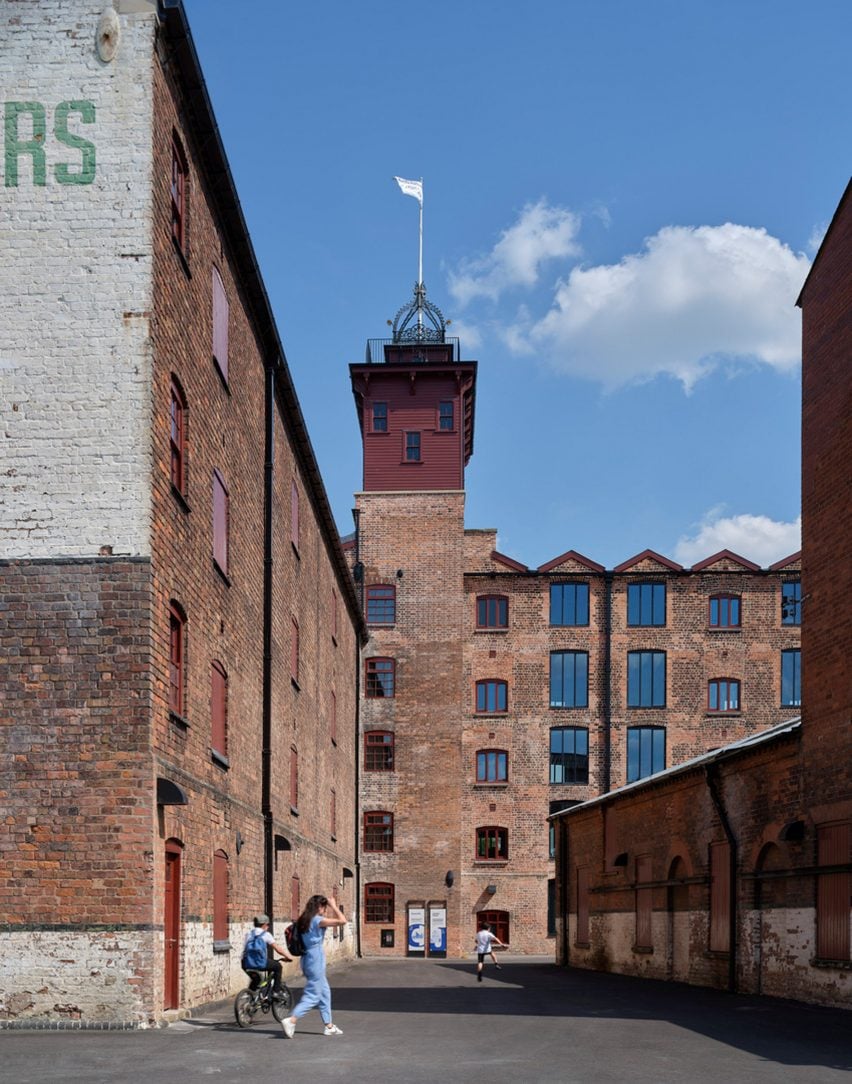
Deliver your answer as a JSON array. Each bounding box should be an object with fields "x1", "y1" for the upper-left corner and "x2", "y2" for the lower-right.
[
  {"x1": 755, "y1": 842, "x2": 787, "y2": 996},
  {"x1": 667, "y1": 857, "x2": 689, "y2": 982}
]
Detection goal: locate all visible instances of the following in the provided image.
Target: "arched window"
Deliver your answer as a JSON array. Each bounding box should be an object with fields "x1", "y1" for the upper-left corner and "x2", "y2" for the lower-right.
[
  {"x1": 475, "y1": 679, "x2": 507, "y2": 714},
  {"x1": 364, "y1": 882, "x2": 394, "y2": 923},
  {"x1": 708, "y1": 678, "x2": 740, "y2": 712},
  {"x1": 626, "y1": 726, "x2": 665, "y2": 782},
  {"x1": 475, "y1": 826, "x2": 508, "y2": 861},
  {"x1": 476, "y1": 595, "x2": 508, "y2": 629},
  {"x1": 365, "y1": 731, "x2": 394, "y2": 770},
  {"x1": 366, "y1": 584, "x2": 396, "y2": 625},
  {"x1": 366, "y1": 658, "x2": 395, "y2": 698},
  {"x1": 213, "y1": 850, "x2": 229, "y2": 943},
  {"x1": 363, "y1": 811, "x2": 394, "y2": 852},
  {"x1": 709, "y1": 594, "x2": 741, "y2": 628},
  {"x1": 476, "y1": 749, "x2": 508, "y2": 783}
]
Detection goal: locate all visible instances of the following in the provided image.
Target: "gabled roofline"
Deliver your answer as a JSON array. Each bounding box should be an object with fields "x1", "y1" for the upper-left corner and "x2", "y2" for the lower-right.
[
  {"x1": 613, "y1": 548, "x2": 683, "y2": 574},
  {"x1": 491, "y1": 550, "x2": 528, "y2": 572},
  {"x1": 537, "y1": 549, "x2": 606, "y2": 574},
  {"x1": 769, "y1": 550, "x2": 802, "y2": 570},
  {"x1": 796, "y1": 177, "x2": 852, "y2": 306},
  {"x1": 690, "y1": 549, "x2": 760, "y2": 572},
  {"x1": 550, "y1": 717, "x2": 801, "y2": 821}
]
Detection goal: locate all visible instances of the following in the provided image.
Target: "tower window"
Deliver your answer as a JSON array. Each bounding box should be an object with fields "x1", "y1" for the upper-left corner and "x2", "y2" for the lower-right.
[
  {"x1": 438, "y1": 401, "x2": 454, "y2": 430},
  {"x1": 367, "y1": 584, "x2": 396, "y2": 625},
  {"x1": 372, "y1": 402, "x2": 388, "y2": 432},
  {"x1": 781, "y1": 581, "x2": 801, "y2": 625}
]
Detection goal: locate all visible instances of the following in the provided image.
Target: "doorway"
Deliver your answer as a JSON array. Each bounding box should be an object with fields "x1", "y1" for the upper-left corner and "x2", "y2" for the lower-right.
[{"x1": 164, "y1": 840, "x2": 182, "y2": 1010}]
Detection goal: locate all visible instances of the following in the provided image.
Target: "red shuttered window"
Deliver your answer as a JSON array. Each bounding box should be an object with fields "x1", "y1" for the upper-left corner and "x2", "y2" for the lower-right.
[
  {"x1": 363, "y1": 811, "x2": 394, "y2": 852},
  {"x1": 211, "y1": 660, "x2": 227, "y2": 759},
  {"x1": 212, "y1": 469, "x2": 229, "y2": 576},
  {"x1": 169, "y1": 602, "x2": 186, "y2": 717},
  {"x1": 364, "y1": 882, "x2": 394, "y2": 923},
  {"x1": 170, "y1": 377, "x2": 186, "y2": 494},
  {"x1": 817, "y1": 821, "x2": 851, "y2": 961},
  {"x1": 212, "y1": 266, "x2": 229, "y2": 383}
]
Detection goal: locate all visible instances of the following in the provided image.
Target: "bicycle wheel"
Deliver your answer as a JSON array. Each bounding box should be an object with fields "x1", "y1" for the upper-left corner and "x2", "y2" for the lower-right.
[
  {"x1": 271, "y1": 985, "x2": 293, "y2": 1021},
  {"x1": 234, "y1": 989, "x2": 257, "y2": 1027}
]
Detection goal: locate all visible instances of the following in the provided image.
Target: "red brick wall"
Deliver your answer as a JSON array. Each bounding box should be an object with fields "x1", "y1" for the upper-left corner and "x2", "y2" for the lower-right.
[
  {"x1": 800, "y1": 185, "x2": 852, "y2": 810},
  {"x1": 0, "y1": 559, "x2": 153, "y2": 928}
]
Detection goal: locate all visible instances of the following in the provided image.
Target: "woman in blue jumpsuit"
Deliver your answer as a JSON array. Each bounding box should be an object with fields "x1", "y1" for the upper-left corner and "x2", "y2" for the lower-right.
[{"x1": 281, "y1": 894, "x2": 346, "y2": 1038}]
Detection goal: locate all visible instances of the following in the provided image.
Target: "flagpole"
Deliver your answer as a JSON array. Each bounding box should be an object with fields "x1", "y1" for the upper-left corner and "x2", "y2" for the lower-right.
[{"x1": 418, "y1": 178, "x2": 423, "y2": 329}]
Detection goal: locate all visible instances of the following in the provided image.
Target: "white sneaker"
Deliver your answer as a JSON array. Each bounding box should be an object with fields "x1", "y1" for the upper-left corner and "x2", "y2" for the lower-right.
[
  {"x1": 281, "y1": 1017, "x2": 296, "y2": 1038},
  {"x1": 324, "y1": 1024, "x2": 343, "y2": 1036}
]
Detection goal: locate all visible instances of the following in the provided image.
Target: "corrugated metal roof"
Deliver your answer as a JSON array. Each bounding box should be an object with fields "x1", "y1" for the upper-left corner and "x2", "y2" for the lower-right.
[{"x1": 550, "y1": 716, "x2": 802, "y2": 820}]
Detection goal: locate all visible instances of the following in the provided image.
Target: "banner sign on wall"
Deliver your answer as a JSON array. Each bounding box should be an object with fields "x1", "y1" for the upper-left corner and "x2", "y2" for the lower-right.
[{"x1": 407, "y1": 907, "x2": 425, "y2": 955}]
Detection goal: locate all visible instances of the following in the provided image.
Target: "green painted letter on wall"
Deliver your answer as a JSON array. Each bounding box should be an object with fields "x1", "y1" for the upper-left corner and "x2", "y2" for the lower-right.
[
  {"x1": 54, "y1": 100, "x2": 96, "y2": 185},
  {"x1": 5, "y1": 102, "x2": 47, "y2": 186}
]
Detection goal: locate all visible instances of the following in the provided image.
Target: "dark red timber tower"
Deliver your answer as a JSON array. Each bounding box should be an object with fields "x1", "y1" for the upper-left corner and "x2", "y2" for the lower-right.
[{"x1": 350, "y1": 282, "x2": 478, "y2": 957}]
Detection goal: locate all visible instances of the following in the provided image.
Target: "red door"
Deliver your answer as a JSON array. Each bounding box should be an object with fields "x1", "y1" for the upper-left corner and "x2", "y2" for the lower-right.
[{"x1": 164, "y1": 842, "x2": 181, "y2": 1009}]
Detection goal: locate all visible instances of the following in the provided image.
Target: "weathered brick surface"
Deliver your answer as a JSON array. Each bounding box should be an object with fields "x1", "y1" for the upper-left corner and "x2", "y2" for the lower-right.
[
  {"x1": 0, "y1": 1, "x2": 359, "y2": 1024},
  {"x1": 0, "y1": 0, "x2": 155, "y2": 559}
]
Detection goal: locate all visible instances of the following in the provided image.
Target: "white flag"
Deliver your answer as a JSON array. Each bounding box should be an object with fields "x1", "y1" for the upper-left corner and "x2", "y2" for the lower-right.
[{"x1": 394, "y1": 176, "x2": 423, "y2": 205}]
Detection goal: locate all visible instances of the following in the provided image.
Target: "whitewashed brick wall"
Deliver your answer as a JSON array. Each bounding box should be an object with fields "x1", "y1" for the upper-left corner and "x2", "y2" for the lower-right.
[{"x1": 0, "y1": 0, "x2": 157, "y2": 559}]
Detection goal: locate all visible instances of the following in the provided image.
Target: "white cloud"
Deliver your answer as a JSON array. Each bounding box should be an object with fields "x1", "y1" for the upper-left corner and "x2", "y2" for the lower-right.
[
  {"x1": 807, "y1": 221, "x2": 828, "y2": 254},
  {"x1": 516, "y1": 222, "x2": 810, "y2": 390},
  {"x1": 448, "y1": 199, "x2": 581, "y2": 307},
  {"x1": 673, "y1": 509, "x2": 801, "y2": 568},
  {"x1": 447, "y1": 317, "x2": 483, "y2": 352}
]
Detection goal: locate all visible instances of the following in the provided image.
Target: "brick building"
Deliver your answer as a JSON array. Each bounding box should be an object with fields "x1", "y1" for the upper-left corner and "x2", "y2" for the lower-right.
[
  {"x1": 553, "y1": 179, "x2": 851, "y2": 1008},
  {"x1": 350, "y1": 286, "x2": 801, "y2": 958},
  {"x1": 0, "y1": 1, "x2": 361, "y2": 1025}
]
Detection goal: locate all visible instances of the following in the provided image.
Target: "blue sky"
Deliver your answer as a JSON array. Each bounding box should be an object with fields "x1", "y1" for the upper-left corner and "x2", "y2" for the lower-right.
[{"x1": 183, "y1": 0, "x2": 850, "y2": 570}]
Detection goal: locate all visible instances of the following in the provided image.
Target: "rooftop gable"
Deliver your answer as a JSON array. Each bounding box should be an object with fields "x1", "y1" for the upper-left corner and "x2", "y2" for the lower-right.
[
  {"x1": 613, "y1": 548, "x2": 683, "y2": 574},
  {"x1": 491, "y1": 549, "x2": 529, "y2": 572},
  {"x1": 769, "y1": 551, "x2": 802, "y2": 571},
  {"x1": 537, "y1": 549, "x2": 606, "y2": 574},
  {"x1": 690, "y1": 549, "x2": 761, "y2": 572}
]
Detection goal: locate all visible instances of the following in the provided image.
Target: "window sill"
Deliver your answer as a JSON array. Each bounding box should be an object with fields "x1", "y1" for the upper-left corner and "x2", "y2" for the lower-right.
[
  {"x1": 290, "y1": 805, "x2": 299, "y2": 817},
  {"x1": 549, "y1": 705, "x2": 590, "y2": 711},
  {"x1": 474, "y1": 712, "x2": 509, "y2": 718},
  {"x1": 811, "y1": 957, "x2": 852, "y2": 971},
  {"x1": 399, "y1": 460, "x2": 422, "y2": 466},
  {"x1": 707, "y1": 627, "x2": 741, "y2": 633},
  {"x1": 211, "y1": 749, "x2": 229, "y2": 770},
  {"x1": 213, "y1": 356, "x2": 230, "y2": 393},
  {"x1": 169, "y1": 711, "x2": 190, "y2": 730},
  {"x1": 330, "y1": 834, "x2": 337, "y2": 843},
  {"x1": 473, "y1": 860, "x2": 508, "y2": 867},
  {"x1": 213, "y1": 561, "x2": 231, "y2": 587},
  {"x1": 213, "y1": 940, "x2": 231, "y2": 954},
  {"x1": 632, "y1": 945, "x2": 654, "y2": 955},
  {"x1": 291, "y1": 677, "x2": 300, "y2": 691},
  {"x1": 574, "y1": 940, "x2": 591, "y2": 949},
  {"x1": 291, "y1": 542, "x2": 300, "y2": 561},
  {"x1": 171, "y1": 235, "x2": 191, "y2": 279},
  {"x1": 474, "y1": 627, "x2": 509, "y2": 634},
  {"x1": 473, "y1": 782, "x2": 509, "y2": 788},
  {"x1": 706, "y1": 711, "x2": 741, "y2": 717},
  {"x1": 171, "y1": 484, "x2": 191, "y2": 513},
  {"x1": 367, "y1": 622, "x2": 396, "y2": 629}
]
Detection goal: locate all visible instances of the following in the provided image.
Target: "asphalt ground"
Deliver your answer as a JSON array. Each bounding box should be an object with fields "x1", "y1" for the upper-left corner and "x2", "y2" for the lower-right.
[{"x1": 2, "y1": 957, "x2": 850, "y2": 1083}]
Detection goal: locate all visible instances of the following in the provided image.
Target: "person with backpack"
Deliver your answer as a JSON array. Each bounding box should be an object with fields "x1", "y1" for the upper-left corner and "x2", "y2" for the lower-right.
[
  {"x1": 241, "y1": 913, "x2": 293, "y2": 1001},
  {"x1": 280, "y1": 894, "x2": 346, "y2": 1038}
]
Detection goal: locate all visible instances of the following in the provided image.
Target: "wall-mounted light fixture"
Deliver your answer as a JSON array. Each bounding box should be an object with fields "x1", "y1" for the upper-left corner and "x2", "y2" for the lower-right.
[
  {"x1": 445, "y1": 870, "x2": 455, "y2": 888},
  {"x1": 236, "y1": 830, "x2": 244, "y2": 855},
  {"x1": 486, "y1": 884, "x2": 497, "y2": 895}
]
